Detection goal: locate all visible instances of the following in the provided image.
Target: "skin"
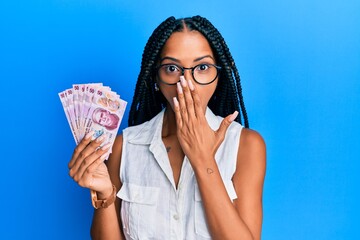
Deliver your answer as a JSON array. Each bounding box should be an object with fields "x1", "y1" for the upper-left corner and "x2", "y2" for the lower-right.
[{"x1": 68, "y1": 29, "x2": 266, "y2": 240}]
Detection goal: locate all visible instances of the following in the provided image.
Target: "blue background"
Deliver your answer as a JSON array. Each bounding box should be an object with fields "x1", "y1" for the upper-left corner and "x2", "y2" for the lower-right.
[{"x1": 1, "y1": 0, "x2": 359, "y2": 239}]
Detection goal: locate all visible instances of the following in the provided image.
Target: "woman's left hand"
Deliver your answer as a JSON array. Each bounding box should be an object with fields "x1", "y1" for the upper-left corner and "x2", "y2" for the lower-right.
[{"x1": 173, "y1": 76, "x2": 238, "y2": 167}]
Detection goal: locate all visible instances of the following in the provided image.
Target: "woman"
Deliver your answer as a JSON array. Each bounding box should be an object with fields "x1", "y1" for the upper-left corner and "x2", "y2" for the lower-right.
[{"x1": 69, "y1": 15, "x2": 266, "y2": 240}]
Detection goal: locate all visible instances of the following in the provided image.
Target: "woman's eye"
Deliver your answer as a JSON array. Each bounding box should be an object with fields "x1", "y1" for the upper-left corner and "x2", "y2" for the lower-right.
[
  {"x1": 196, "y1": 64, "x2": 210, "y2": 71},
  {"x1": 165, "y1": 65, "x2": 179, "y2": 73}
]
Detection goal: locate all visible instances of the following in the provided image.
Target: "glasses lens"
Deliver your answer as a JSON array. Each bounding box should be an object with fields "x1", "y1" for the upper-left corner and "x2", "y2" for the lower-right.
[
  {"x1": 193, "y1": 64, "x2": 218, "y2": 84},
  {"x1": 158, "y1": 64, "x2": 220, "y2": 85},
  {"x1": 158, "y1": 64, "x2": 181, "y2": 84}
]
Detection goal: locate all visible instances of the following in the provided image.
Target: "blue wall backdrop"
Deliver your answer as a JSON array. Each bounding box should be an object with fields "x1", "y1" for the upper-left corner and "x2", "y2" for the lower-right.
[{"x1": 1, "y1": 0, "x2": 359, "y2": 239}]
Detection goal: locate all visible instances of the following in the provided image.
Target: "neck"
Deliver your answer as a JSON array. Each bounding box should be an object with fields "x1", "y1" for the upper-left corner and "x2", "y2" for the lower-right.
[{"x1": 162, "y1": 105, "x2": 177, "y2": 137}]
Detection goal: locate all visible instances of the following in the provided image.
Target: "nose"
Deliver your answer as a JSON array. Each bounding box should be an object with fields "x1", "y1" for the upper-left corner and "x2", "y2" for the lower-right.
[{"x1": 182, "y1": 68, "x2": 194, "y2": 82}]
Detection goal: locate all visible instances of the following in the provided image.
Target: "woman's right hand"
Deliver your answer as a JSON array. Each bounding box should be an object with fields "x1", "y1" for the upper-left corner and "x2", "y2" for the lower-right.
[{"x1": 68, "y1": 132, "x2": 114, "y2": 198}]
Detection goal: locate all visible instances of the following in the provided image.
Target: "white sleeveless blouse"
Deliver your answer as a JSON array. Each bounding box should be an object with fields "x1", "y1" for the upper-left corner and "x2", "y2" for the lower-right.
[{"x1": 117, "y1": 108, "x2": 243, "y2": 240}]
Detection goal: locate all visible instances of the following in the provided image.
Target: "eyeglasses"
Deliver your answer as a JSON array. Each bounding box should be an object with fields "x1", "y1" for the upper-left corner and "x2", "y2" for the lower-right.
[{"x1": 156, "y1": 63, "x2": 221, "y2": 85}]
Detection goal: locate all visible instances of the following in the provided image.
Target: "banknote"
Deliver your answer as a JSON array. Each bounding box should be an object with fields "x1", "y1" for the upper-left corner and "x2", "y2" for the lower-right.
[
  {"x1": 59, "y1": 90, "x2": 78, "y2": 143},
  {"x1": 59, "y1": 83, "x2": 127, "y2": 159}
]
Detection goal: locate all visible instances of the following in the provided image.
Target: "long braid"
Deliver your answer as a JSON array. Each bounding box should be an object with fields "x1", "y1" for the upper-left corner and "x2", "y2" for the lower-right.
[
  {"x1": 219, "y1": 30, "x2": 249, "y2": 128},
  {"x1": 187, "y1": 16, "x2": 249, "y2": 127},
  {"x1": 128, "y1": 15, "x2": 249, "y2": 128},
  {"x1": 129, "y1": 17, "x2": 177, "y2": 126}
]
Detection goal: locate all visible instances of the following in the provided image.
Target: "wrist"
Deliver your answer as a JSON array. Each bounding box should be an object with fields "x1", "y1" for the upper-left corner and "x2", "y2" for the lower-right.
[
  {"x1": 91, "y1": 184, "x2": 117, "y2": 209},
  {"x1": 190, "y1": 156, "x2": 217, "y2": 173},
  {"x1": 97, "y1": 185, "x2": 114, "y2": 199}
]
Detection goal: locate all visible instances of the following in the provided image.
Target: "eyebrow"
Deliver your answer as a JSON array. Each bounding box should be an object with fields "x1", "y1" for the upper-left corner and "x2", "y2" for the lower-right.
[{"x1": 160, "y1": 55, "x2": 215, "y2": 64}]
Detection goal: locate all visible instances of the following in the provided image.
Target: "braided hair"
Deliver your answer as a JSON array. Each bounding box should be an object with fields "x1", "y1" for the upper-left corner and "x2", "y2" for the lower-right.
[{"x1": 128, "y1": 16, "x2": 249, "y2": 128}]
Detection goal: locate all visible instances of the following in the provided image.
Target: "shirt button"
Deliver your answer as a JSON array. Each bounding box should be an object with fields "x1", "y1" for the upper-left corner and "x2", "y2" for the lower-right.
[{"x1": 173, "y1": 214, "x2": 179, "y2": 220}]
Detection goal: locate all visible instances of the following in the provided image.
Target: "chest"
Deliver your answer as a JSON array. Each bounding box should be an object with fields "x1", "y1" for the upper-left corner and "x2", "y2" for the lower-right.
[
  {"x1": 118, "y1": 150, "x2": 238, "y2": 240},
  {"x1": 162, "y1": 135, "x2": 184, "y2": 188}
]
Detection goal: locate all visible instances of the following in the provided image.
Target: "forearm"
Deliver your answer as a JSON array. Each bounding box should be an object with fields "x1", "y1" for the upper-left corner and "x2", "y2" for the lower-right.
[
  {"x1": 194, "y1": 160, "x2": 254, "y2": 240},
  {"x1": 91, "y1": 203, "x2": 123, "y2": 240}
]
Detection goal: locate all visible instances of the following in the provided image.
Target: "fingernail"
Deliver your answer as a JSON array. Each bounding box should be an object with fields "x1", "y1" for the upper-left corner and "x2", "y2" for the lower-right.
[
  {"x1": 180, "y1": 76, "x2": 185, "y2": 82},
  {"x1": 84, "y1": 130, "x2": 94, "y2": 140},
  {"x1": 229, "y1": 111, "x2": 239, "y2": 122},
  {"x1": 173, "y1": 97, "x2": 179, "y2": 107},
  {"x1": 188, "y1": 79, "x2": 195, "y2": 91},
  {"x1": 180, "y1": 76, "x2": 187, "y2": 87},
  {"x1": 101, "y1": 142, "x2": 112, "y2": 151},
  {"x1": 100, "y1": 152, "x2": 108, "y2": 161},
  {"x1": 177, "y1": 82, "x2": 183, "y2": 94},
  {"x1": 96, "y1": 134, "x2": 106, "y2": 143}
]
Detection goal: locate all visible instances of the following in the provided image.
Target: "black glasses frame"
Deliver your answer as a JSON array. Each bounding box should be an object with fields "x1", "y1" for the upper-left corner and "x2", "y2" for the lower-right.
[{"x1": 156, "y1": 63, "x2": 222, "y2": 85}]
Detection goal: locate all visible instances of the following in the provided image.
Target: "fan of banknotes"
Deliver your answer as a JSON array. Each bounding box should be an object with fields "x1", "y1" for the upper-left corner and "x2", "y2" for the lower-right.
[{"x1": 58, "y1": 83, "x2": 127, "y2": 157}]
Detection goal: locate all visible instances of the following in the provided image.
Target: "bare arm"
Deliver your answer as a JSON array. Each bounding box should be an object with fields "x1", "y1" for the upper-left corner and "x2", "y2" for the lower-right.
[
  {"x1": 194, "y1": 128, "x2": 266, "y2": 240},
  {"x1": 67, "y1": 132, "x2": 124, "y2": 240},
  {"x1": 173, "y1": 77, "x2": 266, "y2": 239},
  {"x1": 91, "y1": 135, "x2": 124, "y2": 240}
]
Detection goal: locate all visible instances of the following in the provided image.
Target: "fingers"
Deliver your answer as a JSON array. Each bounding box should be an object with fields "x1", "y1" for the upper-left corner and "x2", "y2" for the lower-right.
[
  {"x1": 176, "y1": 81, "x2": 188, "y2": 123},
  {"x1": 187, "y1": 78, "x2": 204, "y2": 119},
  {"x1": 175, "y1": 76, "x2": 204, "y2": 125},
  {"x1": 216, "y1": 111, "x2": 238, "y2": 142},
  {"x1": 173, "y1": 97, "x2": 182, "y2": 128},
  {"x1": 179, "y1": 76, "x2": 196, "y2": 119},
  {"x1": 74, "y1": 143, "x2": 111, "y2": 187},
  {"x1": 68, "y1": 130, "x2": 95, "y2": 169},
  {"x1": 69, "y1": 134, "x2": 107, "y2": 180}
]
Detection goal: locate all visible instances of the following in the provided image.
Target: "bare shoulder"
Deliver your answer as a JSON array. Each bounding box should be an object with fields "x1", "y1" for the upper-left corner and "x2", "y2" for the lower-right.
[
  {"x1": 111, "y1": 134, "x2": 124, "y2": 158},
  {"x1": 233, "y1": 127, "x2": 266, "y2": 194},
  {"x1": 106, "y1": 135, "x2": 123, "y2": 189},
  {"x1": 239, "y1": 128, "x2": 266, "y2": 153},
  {"x1": 232, "y1": 128, "x2": 266, "y2": 239},
  {"x1": 237, "y1": 128, "x2": 266, "y2": 170}
]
